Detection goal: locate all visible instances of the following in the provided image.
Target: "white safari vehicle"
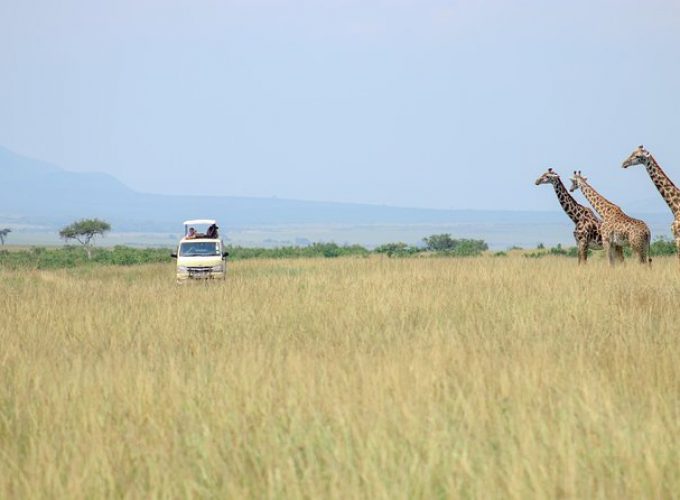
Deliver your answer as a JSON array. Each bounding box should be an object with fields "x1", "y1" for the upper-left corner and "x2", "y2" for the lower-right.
[{"x1": 171, "y1": 219, "x2": 228, "y2": 282}]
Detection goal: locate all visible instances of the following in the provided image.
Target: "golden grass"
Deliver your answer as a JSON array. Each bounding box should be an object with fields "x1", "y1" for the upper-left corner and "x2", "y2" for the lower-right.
[{"x1": 1, "y1": 256, "x2": 679, "y2": 498}]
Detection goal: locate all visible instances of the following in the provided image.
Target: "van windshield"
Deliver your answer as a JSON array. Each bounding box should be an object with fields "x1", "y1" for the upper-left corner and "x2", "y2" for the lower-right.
[{"x1": 179, "y1": 241, "x2": 221, "y2": 257}]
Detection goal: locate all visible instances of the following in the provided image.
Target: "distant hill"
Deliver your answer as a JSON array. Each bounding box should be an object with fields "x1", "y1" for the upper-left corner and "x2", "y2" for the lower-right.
[
  {"x1": 0, "y1": 146, "x2": 136, "y2": 225},
  {"x1": 0, "y1": 146, "x2": 568, "y2": 230},
  {"x1": 1, "y1": 146, "x2": 674, "y2": 248}
]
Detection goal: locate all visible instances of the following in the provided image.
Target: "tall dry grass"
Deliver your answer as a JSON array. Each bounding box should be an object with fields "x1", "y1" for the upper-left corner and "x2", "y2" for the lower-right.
[{"x1": 1, "y1": 256, "x2": 679, "y2": 498}]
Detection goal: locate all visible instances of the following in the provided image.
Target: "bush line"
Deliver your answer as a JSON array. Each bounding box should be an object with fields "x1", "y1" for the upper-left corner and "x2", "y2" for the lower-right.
[{"x1": 1, "y1": 236, "x2": 675, "y2": 270}]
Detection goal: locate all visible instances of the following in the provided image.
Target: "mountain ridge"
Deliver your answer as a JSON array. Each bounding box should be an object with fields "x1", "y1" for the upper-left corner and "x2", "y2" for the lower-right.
[
  {"x1": 0, "y1": 146, "x2": 551, "y2": 227},
  {"x1": 1, "y1": 146, "x2": 673, "y2": 241}
]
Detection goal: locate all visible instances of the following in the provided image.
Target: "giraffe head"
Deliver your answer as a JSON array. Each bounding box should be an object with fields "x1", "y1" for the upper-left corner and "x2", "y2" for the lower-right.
[
  {"x1": 622, "y1": 145, "x2": 651, "y2": 168},
  {"x1": 569, "y1": 171, "x2": 587, "y2": 193},
  {"x1": 534, "y1": 168, "x2": 560, "y2": 186}
]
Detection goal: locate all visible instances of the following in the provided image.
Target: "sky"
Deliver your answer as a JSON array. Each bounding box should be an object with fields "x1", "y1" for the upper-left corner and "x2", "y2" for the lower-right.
[{"x1": 1, "y1": 0, "x2": 680, "y2": 211}]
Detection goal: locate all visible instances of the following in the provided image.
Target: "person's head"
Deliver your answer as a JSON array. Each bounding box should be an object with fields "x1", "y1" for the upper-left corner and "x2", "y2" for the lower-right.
[{"x1": 188, "y1": 227, "x2": 195, "y2": 234}]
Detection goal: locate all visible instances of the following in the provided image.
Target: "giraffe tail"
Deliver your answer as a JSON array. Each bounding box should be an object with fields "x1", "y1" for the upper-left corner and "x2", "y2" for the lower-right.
[{"x1": 641, "y1": 230, "x2": 653, "y2": 267}]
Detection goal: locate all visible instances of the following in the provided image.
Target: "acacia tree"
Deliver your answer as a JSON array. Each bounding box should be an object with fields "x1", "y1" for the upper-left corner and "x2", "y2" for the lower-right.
[
  {"x1": 423, "y1": 233, "x2": 489, "y2": 255},
  {"x1": 0, "y1": 228, "x2": 11, "y2": 245},
  {"x1": 59, "y1": 219, "x2": 111, "y2": 259},
  {"x1": 423, "y1": 233, "x2": 457, "y2": 251}
]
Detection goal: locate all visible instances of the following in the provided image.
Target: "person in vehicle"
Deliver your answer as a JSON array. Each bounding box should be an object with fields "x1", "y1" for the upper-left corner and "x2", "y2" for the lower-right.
[
  {"x1": 206, "y1": 223, "x2": 219, "y2": 239},
  {"x1": 186, "y1": 227, "x2": 197, "y2": 239}
]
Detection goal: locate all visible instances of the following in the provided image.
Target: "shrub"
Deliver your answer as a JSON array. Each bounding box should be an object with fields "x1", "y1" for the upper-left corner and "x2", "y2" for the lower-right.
[
  {"x1": 224, "y1": 243, "x2": 370, "y2": 261},
  {"x1": 525, "y1": 244, "x2": 579, "y2": 259},
  {"x1": 373, "y1": 243, "x2": 420, "y2": 258},
  {"x1": 0, "y1": 246, "x2": 170, "y2": 270},
  {"x1": 449, "y1": 239, "x2": 489, "y2": 256},
  {"x1": 423, "y1": 234, "x2": 489, "y2": 257},
  {"x1": 650, "y1": 237, "x2": 677, "y2": 256}
]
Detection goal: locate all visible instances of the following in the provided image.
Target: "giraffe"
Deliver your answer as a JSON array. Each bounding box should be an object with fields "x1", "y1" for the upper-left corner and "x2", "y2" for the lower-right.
[
  {"x1": 569, "y1": 171, "x2": 651, "y2": 266},
  {"x1": 535, "y1": 168, "x2": 602, "y2": 264},
  {"x1": 622, "y1": 145, "x2": 680, "y2": 264}
]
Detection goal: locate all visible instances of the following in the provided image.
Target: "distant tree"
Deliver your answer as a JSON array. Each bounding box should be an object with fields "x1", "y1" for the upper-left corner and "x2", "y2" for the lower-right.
[
  {"x1": 423, "y1": 233, "x2": 488, "y2": 256},
  {"x1": 59, "y1": 219, "x2": 111, "y2": 259},
  {"x1": 423, "y1": 233, "x2": 457, "y2": 251},
  {"x1": 0, "y1": 228, "x2": 11, "y2": 245}
]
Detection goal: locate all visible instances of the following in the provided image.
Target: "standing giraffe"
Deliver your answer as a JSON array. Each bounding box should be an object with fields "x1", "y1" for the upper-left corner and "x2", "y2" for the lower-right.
[
  {"x1": 535, "y1": 168, "x2": 602, "y2": 264},
  {"x1": 569, "y1": 171, "x2": 651, "y2": 266},
  {"x1": 622, "y1": 145, "x2": 680, "y2": 264}
]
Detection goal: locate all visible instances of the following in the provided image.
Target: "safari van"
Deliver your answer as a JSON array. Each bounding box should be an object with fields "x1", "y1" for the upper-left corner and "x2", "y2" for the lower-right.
[{"x1": 171, "y1": 219, "x2": 228, "y2": 282}]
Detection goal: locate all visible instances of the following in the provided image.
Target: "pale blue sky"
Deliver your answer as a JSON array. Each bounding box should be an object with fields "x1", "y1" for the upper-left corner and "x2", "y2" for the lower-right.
[{"x1": 1, "y1": 0, "x2": 679, "y2": 211}]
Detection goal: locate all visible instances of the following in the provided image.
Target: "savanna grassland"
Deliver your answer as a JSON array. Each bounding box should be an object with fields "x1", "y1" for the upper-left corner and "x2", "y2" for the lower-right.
[{"x1": 1, "y1": 255, "x2": 679, "y2": 498}]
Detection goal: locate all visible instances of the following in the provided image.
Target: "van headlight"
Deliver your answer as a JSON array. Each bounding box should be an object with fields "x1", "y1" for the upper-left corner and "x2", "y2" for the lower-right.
[
  {"x1": 211, "y1": 264, "x2": 224, "y2": 272},
  {"x1": 177, "y1": 266, "x2": 189, "y2": 273}
]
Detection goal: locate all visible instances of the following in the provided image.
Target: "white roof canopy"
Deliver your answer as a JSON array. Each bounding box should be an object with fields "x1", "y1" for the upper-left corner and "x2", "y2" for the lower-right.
[{"x1": 183, "y1": 219, "x2": 217, "y2": 226}]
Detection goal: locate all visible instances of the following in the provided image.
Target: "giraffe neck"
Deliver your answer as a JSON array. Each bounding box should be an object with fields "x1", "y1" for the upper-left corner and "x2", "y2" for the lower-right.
[
  {"x1": 642, "y1": 154, "x2": 680, "y2": 217},
  {"x1": 551, "y1": 178, "x2": 592, "y2": 223},
  {"x1": 578, "y1": 180, "x2": 620, "y2": 220}
]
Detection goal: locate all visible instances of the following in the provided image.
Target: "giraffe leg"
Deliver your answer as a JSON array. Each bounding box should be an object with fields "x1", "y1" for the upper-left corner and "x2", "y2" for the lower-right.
[
  {"x1": 615, "y1": 246, "x2": 625, "y2": 263},
  {"x1": 632, "y1": 234, "x2": 651, "y2": 266},
  {"x1": 604, "y1": 241, "x2": 616, "y2": 266},
  {"x1": 672, "y1": 221, "x2": 680, "y2": 267},
  {"x1": 577, "y1": 238, "x2": 588, "y2": 264}
]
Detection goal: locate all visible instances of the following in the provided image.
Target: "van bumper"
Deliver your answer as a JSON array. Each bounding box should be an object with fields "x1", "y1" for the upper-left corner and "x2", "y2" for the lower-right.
[{"x1": 176, "y1": 270, "x2": 226, "y2": 282}]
